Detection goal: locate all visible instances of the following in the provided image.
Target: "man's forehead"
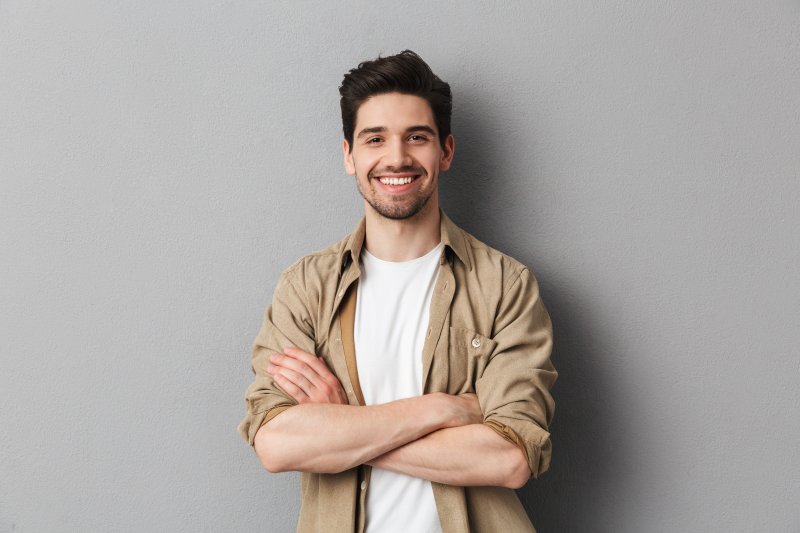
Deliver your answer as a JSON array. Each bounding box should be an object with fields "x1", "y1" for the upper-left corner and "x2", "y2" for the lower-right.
[{"x1": 354, "y1": 93, "x2": 436, "y2": 131}]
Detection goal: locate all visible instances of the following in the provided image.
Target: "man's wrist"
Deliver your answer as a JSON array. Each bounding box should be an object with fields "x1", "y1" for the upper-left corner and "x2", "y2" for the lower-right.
[
  {"x1": 394, "y1": 393, "x2": 447, "y2": 433},
  {"x1": 425, "y1": 392, "x2": 450, "y2": 429},
  {"x1": 420, "y1": 392, "x2": 460, "y2": 430}
]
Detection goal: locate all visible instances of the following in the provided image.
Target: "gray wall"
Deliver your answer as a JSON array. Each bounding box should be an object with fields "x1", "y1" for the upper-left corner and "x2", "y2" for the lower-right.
[{"x1": 1, "y1": 1, "x2": 798, "y2": 532}]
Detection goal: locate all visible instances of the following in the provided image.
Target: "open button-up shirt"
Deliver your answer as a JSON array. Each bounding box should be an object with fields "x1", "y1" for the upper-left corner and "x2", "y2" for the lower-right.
[{"x1": 238, "y1": 209, "x2": 557, "y2": 533}]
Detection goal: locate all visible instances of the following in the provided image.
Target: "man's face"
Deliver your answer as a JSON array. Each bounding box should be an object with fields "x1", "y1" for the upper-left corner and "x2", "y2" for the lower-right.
[{"x1": 343, "y1": 92, "x2": 455, "y2": 221}]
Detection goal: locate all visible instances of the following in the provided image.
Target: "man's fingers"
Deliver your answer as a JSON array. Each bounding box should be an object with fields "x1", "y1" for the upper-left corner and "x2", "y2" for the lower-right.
[
  {"x1": 267, "y1": 357, "x2": 327, "y2": 398},
  {"x1": 270, "y1": 352, "x2": 324, "y2": 384},
  {"x1": 280, "y1": 367, "x2": 316, "y2": 394},
  {"x1": 273, "y1": 374, "x2": 309, "y2": 403},
  {"x1": 272, "y1": 347, "x2": 347, "y2": 404},
  {"x1": 281, "y1": 348, "x2": 339, "y2": 384},
  {"x1": 283, "y1": 347, "x2": 330, "y2": 373}
]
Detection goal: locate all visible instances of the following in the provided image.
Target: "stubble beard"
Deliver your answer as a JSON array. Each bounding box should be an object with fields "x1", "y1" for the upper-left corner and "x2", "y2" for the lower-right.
[{"x1": 356, "y1": 173, "x2": 435, "y2": 221}]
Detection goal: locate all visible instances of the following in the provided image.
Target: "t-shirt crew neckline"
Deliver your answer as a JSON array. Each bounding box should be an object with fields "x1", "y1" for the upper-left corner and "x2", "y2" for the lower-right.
[{"x1": 361, "y1": 242, "x2": 443, "y2": 267}]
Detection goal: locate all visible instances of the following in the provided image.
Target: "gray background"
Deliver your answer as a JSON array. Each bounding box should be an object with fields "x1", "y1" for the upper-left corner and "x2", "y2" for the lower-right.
[{"x1": 1, "y1": 1, "x2": 798, "y2": 532}]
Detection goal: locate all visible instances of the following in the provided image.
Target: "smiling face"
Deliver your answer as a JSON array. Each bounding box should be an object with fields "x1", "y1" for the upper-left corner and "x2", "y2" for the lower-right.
[{"x1": 343, "y1": 92, "x2": 455, "y2": 221}]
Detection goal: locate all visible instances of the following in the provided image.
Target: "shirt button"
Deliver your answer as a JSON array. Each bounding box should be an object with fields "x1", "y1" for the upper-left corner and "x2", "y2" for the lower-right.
[
  {"x1": 360, "y1": 481, "x2": 367, "y2": 490},
  {"x1": 471, "y1": 338, "x2": 481, "y2": 348}
]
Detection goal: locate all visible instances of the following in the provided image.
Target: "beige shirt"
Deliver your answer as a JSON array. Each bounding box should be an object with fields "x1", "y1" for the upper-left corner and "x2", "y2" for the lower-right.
[{"x1": 238, "y1": 209, "x2": 557, "y2": 533}]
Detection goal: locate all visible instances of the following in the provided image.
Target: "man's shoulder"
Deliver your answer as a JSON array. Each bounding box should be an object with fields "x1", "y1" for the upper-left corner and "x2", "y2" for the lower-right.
[
  {"x1": 455, "y1": 222, "x2": 531, "y2": 289},
  {"x1": 278, "y1": 231, "x2": 350, "y2": 287}
]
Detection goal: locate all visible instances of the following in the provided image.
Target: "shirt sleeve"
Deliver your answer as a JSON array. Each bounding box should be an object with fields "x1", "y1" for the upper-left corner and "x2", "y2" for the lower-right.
[
  {"x1": 478, "y1": 267, "x2": 557, "y2": 478},
  {"x1": 237, "y1": 269, "x2": 317, "y2": 447}
]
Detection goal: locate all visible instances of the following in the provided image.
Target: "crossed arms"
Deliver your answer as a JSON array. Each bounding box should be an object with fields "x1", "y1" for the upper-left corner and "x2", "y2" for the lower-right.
[
  {"x1": 255, "y1": 348, "x2": 532, "y2": 489},
  {"x1": 239, "y1": 267, "x2": 556, "y2": 491}
]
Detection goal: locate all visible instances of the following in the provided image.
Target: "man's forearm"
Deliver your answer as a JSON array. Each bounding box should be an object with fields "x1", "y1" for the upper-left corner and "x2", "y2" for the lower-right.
[
  {"x1": 367, "y1": 423, "x2": 531, "y2": 489},
  {"x1": 255, "y1": 393, "x2": 457, "y2": 474}
]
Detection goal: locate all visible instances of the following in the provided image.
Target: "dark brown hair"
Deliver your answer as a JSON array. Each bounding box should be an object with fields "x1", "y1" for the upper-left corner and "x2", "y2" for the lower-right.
[{"x1": 339, "y1": 50, "x2": 452, "y2": 151}]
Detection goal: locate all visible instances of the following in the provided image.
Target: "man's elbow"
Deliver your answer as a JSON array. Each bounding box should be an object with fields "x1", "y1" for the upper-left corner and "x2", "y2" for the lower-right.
[
  {"x1": 503, "y1": 448, "x2": 532, "y2": 490},
  {"x1": 253, "y1": 424, "x2": 288, "y2": 473}
]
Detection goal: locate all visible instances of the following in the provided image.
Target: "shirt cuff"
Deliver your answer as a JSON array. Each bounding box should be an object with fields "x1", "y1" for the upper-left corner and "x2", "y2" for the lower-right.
[{"x1": 483, "y1": 419, "x2": 551, "y2": 478}]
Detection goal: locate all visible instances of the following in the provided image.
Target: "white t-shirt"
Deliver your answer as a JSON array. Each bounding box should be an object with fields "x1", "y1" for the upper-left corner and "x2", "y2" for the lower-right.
[{"x1": 354, "y1": 242, "x2": 444, "y2": 533}]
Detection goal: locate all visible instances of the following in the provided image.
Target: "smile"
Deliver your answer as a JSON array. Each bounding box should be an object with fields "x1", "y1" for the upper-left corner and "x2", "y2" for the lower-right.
[{"x1": 377, "y1": 175, "x2": 418, "y2": 185}]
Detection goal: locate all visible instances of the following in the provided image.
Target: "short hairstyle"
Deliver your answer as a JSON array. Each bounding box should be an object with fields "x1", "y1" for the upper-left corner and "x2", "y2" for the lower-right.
[{"x1": 339, "y1": 50, "x2": 452, "y2": 151}]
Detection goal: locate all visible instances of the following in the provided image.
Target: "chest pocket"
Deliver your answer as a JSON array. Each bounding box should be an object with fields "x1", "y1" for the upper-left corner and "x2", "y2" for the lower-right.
[{"x1": 446, "y1": 325, "x2": 498, "y2": 394}]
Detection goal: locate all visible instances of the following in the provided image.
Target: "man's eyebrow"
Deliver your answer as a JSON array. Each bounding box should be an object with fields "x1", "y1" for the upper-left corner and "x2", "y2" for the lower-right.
[
  {"x1": 356, "y1": 126, "x2": 386, "y2": 139},
  {"x1": 406, "y1": 125, "x2": 437, "y2": 136},
  {"x1": 355, "y1": 125, "x2": 437, "y2": 139}
]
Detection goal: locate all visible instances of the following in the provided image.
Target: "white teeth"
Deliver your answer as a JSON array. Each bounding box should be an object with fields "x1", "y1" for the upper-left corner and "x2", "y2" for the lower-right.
[{"x1": 378, "y1": 176, "x2": 415, "y2": 185}]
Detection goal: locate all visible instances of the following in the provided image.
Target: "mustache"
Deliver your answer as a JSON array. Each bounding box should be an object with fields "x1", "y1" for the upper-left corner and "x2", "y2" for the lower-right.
[{"x1": 368, "y1": 166, "x2": 425, "y2": 179}]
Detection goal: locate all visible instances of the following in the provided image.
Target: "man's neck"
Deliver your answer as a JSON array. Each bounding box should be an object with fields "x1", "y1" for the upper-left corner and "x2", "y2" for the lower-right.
[{"x1": 363, "y1": 202, "x2": 441, "y2": 262}]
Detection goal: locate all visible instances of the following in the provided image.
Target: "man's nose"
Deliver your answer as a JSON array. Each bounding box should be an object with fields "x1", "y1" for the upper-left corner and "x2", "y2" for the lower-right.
[{"x1": 385, "y1": 139, "x2": 412, "y2": 168}]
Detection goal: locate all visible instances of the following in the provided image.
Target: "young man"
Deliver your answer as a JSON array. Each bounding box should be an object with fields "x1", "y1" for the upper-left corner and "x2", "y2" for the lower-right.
[{"x1": 238, "y1": 50, "x2": 557, "y2": 533}]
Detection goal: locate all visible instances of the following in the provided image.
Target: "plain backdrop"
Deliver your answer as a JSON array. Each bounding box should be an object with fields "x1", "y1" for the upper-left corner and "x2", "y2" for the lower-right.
[{"x1": 1, "y1": 2, "x2": 799, "y2": 532}]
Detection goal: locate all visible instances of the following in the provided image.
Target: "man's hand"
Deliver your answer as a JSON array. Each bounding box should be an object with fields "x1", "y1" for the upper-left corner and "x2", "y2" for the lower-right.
[
  {"x1": 266, "y1": 347, "x2": 348, "y2": 405},
  {"x1": 442, "y1": 392, "x2": 483, "y2": 427}
]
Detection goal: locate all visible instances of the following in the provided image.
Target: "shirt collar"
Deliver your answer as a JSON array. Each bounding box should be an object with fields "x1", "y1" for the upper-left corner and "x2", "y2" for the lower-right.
[{"x1": 338, "y1": 208, "x2": 472, "y2": 274}]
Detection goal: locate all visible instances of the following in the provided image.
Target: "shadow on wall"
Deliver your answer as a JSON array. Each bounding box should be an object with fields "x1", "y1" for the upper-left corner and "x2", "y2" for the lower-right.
[{"x1": 441, "y1": 91, "x2": 633, "y2": 532}]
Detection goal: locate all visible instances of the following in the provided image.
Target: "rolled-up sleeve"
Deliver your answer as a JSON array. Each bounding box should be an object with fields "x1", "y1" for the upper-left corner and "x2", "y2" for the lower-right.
[
  {"x1": 478, "y1": 267, "x2": 557, "y2": 478},
  {"x1": 237, "y1": 268, "x2": 317, "y2": 446}
]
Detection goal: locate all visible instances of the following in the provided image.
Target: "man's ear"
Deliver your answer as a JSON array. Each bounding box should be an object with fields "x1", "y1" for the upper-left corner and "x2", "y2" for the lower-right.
[
  {"x1": 342, "y1": 139, "x2": 355, "y2": 175},
  {"x1": 439, "y1": 134, "x2": 455, "y2": 172}
]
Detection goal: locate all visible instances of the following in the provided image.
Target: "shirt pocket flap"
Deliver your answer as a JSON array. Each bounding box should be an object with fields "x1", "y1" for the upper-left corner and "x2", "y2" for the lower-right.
[
  {"x1": 446, "y1": 326, "x2": 498, "y2": 392},
  {"x1": 448, "y1": 325, "x2": 497, "y2": 359}
]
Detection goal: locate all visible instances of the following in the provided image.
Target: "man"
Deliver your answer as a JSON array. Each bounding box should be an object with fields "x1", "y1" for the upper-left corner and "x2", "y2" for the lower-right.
[{"x1": 238, "y1": 50, "x2": 556, "y2": 533}]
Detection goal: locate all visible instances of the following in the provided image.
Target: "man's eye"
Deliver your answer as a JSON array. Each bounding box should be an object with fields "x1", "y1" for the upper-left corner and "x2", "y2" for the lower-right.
[
  {"x1": 367, "y1": 137, "x2": 382, "y2": 144},
  {"x1": 409, "y1": 134, "x2": 428, "y2": 142}
]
